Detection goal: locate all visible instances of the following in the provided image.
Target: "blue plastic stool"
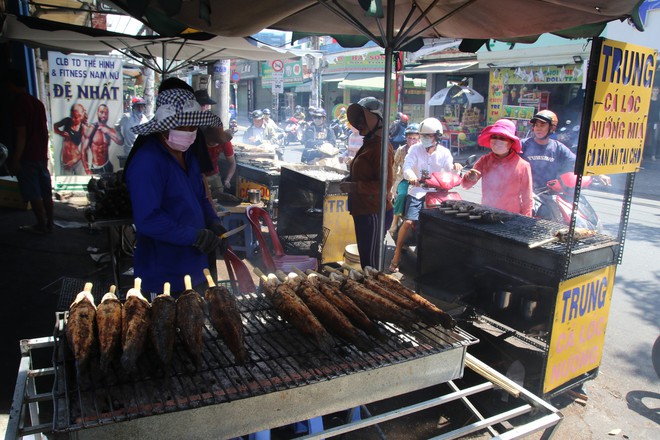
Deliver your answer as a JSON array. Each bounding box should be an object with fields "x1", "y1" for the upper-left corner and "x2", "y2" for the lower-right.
[
  {"x1": 222, "y1": 211, "x2": 257, "y2": 255},
  {"x1": 247, "y1": 416, "x2": 323, "y2": 440}
]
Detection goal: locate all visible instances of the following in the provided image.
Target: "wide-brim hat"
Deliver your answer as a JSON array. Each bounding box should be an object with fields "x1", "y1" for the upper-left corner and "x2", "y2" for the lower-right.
[
  {"x1": 347, "y1": 102, "x2": 379, "y2": 131},
  {"x1": 132, "y1": 88, "x2": 222, "y2": 136},
  {"x1": 478, "y1": 118, "x2": 522, "y2": 153}
]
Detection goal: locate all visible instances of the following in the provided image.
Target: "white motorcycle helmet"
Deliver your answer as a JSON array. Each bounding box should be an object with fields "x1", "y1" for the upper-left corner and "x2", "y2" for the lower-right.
[{"x1": 418, "y1": 118, "x2": 443, "y2": 149}]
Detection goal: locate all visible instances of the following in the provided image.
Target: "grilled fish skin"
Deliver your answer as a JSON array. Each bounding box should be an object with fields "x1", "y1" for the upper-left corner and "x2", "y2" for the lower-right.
[
  {"x1": 176, "y1": 290, "x2": 205, "y2": 368},
  {"x1": 372, "y1": 272, "x2": 455, "y2": 329},
  {"x1": 66, "y1": 291, "x2": 97, "y2": 369},
  {"x1": 121, "y1": 292, "x2": 151, "y2": 373},
  {"x1": 96, "y1": 291, "x2": 122, "y2": 373},
  {"x1": 205, "y1": 285, "x2": 249, "y2": 364},
  {"x1": 150, "y1": 294, "x2": 177, "y2": 374},
  {"x1": 262, "y1": 278, "x2": 335, "y2": 352},
  {"x1": 311, "y1": 277, "x2": 383, "y2": 339},
  {"x1": 361, "y1": 278, "x2": 440, "y2": 326},
  {"x1": 295, "y1": 280, "x2": 373, "y2": 352},
  {"x1": 340, "y1": 278, "x2": 418, "y2": 328}
]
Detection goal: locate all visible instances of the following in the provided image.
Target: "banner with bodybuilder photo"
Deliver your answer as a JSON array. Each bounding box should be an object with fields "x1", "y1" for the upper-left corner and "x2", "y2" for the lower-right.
[{"x1": 48, "y1": 52, "x2": 123, "y2": 189}]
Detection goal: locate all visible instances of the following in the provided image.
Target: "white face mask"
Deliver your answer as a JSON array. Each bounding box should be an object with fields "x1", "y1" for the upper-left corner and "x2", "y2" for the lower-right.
[
  {"x1": 167, "y1": 129, "x2": 197, "y2": 152},
  {"x1": 420, "y1": 136, "x2": 434, "y2": 149},
  {"x1": 490, "y1": 139, "x2": 511, "y2": 156}
]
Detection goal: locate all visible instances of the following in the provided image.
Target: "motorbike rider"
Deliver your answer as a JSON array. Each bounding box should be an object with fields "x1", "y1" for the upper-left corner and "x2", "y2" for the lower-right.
[
  {"x1": 388, "y1": 112, "x2": 409, "y2": 150},
  {"x1": 293, "y1": 105, "x2": 306, "y2": 123},
  {"x1": 521, "y1": 109, "x2": 610, "y2": 190},
  {"x1": 115, "y1": 97, "x2": 148, "y2": 157},
  {"x1": 389, "y1": 123, "x2": 420, "y2": 235},
  {"x1": 389, "y1": 117, "x2": 462, "y2": 273},
  {"x1": 301, "y1": 107, "x2": 336, "y2": 163},
  {"x1": 243, "y1": 109, "x2": 275, "y2": 145},
  {"x1": 262, "y1": 108, "x2": 284, "y2": 144}
]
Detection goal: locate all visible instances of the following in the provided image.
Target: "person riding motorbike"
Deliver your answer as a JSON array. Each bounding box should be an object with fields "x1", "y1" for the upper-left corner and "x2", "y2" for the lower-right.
[
  {"x1": 389, "y1": 123, "x2": 419, "y2": 235},
  {"x1": 262, "y1": 108, "x2": 284, "y2": 145},
  {"x1": 521, "y1": 110, "x2": 610, "y2": 188},
  {"x1": 243, "y1": 109, "x2": 275, "y2": 145},
  {"x1": 388, "y1": 112, "x2": 409, "y2": 150},
  {"x1": 293, "y1": 105, "x2": 306, "y2": 123},
  {"x1": 389, "y1": 118, "x2": 462, "y2": 273},
  {"x1": 301, "y1": 107, "x2": 336, "y2": 163}
]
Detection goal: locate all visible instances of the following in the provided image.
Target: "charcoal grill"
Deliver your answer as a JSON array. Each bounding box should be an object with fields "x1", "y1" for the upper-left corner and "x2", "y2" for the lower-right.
[
  {"x1": 46, "y1": 289, "x2": 475, "y2": 439},
  {"x1": 416, "y1": 206, "x2": 619, "y2": 397}
]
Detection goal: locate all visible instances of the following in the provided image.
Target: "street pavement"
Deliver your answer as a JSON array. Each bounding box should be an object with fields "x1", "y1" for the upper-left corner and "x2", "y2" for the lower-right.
[{"x1": 1, "y1": 139, "x2": 658, "y2": 438}]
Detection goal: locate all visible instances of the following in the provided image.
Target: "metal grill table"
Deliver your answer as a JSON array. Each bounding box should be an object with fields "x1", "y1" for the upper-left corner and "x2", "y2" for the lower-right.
[{"x1": 48, "y1": 290, "x2": 476, "y2": 440}]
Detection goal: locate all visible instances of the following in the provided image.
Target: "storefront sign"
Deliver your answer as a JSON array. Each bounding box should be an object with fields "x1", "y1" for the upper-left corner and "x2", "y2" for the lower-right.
[
  {"x1": 543, "y1": 265, "x2": 616, "y2": 394},
  {"x1": 261, "y1": 59, "x2": 304, "y2": 87},
  {"x1": 579, "y1": 38, "x2": 657, "y2": 175},
  {"x1": 48, "y1": 52, "x2": 123, "y2": 188},
  {"x1": 324, "y1": 50, "x2": 385, "y2": 74}
]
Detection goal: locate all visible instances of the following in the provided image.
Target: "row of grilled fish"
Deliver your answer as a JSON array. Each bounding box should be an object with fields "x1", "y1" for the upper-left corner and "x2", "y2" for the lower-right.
[
  {"x1": 257, "y1": 265, "x2": 454, "y2": 353},
  {"x1": 65, "y1": 274, "x2": 248, "y2": 377}
]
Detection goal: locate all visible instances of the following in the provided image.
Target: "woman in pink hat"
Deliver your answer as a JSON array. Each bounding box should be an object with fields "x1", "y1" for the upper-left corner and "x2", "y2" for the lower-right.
[{"x1": 462, "y1": 119, "x2": 533, "y2": 216}]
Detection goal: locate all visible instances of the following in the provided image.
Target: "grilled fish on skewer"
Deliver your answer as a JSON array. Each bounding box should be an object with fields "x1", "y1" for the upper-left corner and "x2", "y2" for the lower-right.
[
  {"x1": 361, "y1": 277, "x2": 439, "y2": 325},
  {"x1": 121, "y1": 278, "x2": 152, "y2": 373},
  {"x1": 339, "y1": 277, "x2": 418, "y2": 328},
  {"x1": 294, "y1": 278, "x2": 374, "y2": 352},
  {"x1": 66, "y1": 282, "x2": 97, "y2": 370},
  {"x1": 96, "y1": 285, "x2": 121, "y2": 373},
  {"x1": 255, "y1": 268, "x2": 335, "y2": 352},
  {"x1": 366, "y1": 267, "x2": 455, "y2": 329},
  {"x1": 204, "y1": 269, "x2": 249, "y2": 364},
  {"x1": 150, "y1": 282, "x2": 177, "y2": 374},
  {"x1": 176, "y1": 275, "x2": 205, "y2": 369}
]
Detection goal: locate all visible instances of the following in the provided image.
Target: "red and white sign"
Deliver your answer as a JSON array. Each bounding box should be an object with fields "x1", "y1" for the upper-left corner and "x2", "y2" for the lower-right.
[{"x1": 271, "y1": 59, "x2": 284, "y2": 72}]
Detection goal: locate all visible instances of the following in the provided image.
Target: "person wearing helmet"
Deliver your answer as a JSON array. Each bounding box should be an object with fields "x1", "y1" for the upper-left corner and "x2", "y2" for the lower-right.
[
  {"x1": 301, "y1": 107, "x2": 336, "y2": 163},
  {"x1": 388, "y1": 112, "x2": 409, "y2": 150},
  {"x1": 462, "y1": 119, "x2": 533, "y2": 216},
  {"x1": 339, "y1": 97, "x2": 394, "y2": 269},
  {"x1": 389, "y1": 122, "x2": 420, "y2": 235},
  {"x1": 243, "y1": 109, "x2": 274, "y2": 145},
  {"x1": 115, "y1": 97, "x2": 149, "y2": 156},
  {"x1": 293, "y1": 105, "x2": 306, "y2": 122},
  {"x1": 389, "y1": 117, "x2": 462, "y2": 273}
]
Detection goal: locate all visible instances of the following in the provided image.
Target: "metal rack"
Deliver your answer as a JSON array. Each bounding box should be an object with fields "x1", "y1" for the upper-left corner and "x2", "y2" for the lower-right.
[{"x1": 7, "y1": 336, "x2": 561, "y2": 440}]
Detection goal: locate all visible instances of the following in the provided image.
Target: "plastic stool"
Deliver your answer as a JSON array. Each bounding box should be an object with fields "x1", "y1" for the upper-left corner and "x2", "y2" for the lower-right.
[
  {"x1": 222, "y1": 211, "x2": 257, "y2": 255},
  {"x1": 247, "y1": 416, "x2": 323, "y2": 440}
]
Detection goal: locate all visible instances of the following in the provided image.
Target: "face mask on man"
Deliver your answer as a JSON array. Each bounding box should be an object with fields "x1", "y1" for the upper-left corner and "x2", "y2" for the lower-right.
[
  {"x1": 490, "y1": 139, "x2": 511, "y2": 156},
  {"x1": 167, "y1": 129, "x2": 197, "y2": 152}
]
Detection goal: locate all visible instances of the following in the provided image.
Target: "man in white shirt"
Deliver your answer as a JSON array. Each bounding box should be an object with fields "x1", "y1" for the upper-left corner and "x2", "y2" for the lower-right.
[{"x1": 389, "y1": 117, "x2": 462, "y2": 273}]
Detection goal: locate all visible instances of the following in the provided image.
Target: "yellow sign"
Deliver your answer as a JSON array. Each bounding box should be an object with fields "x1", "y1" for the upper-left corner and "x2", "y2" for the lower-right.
[
  {"x1": 321, "y1": 195, "x2": 356, "y2": 264},
  {"x1": 584, "y1": 39, "x2": 657, "y2": 175},
  {"x1": 238, "y1": 178, "x2": 271, "y2": 201},
  {"x1": 543, "y1": 265, "x2": 616, "y2": 394}
]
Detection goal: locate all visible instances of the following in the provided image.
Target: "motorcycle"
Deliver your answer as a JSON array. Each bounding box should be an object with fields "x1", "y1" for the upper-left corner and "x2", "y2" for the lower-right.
[
  {"x1": 533, "y1": 172, "x2": 602, "y2": 231},
  {"x1": 282, "y1": 117, "x2": 304, "y2": 145},
  {"x1": 422, "y1": 154, "x2": 477, "y2": 207}
]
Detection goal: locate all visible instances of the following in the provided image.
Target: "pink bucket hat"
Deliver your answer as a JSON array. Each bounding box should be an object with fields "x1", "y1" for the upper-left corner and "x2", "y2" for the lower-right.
[{"x1": 478, "y1": 118, "x2": 522, "y2": 153}]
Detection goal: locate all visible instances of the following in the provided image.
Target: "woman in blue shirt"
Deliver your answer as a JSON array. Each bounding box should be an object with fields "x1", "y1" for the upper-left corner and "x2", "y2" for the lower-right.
[{"x1": 126, "y1": 87, "x2": 226, "y2": 295}]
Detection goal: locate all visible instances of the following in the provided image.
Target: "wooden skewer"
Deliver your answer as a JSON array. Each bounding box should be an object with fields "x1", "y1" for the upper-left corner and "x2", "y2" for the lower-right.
[
  {"x1": 109, "y1": 285, "x2": 116, "y2": 294},
  {"x1": 455, "y1": 213, "x2": 470, "y2": 217},
  {"x1": 528, "y1": 236, "x2": 559, "y2": 249},
  {"x1": 72, "y1": 282, "x2": 96, "y2": 307},
  {"x1": 84, "y1": 282, "x2": 93, "y2": 292},
  {"x1": 292, "y1": 267, "x2": 308, "y2": 279},
  {"x1": 468, "y1": 215, "x2": 481, "y2": 220},
  {"x1": 203, "y1": 268, "x2": 216, "y2": 287},
  {"x1": 126, "y1": 277, "x2": 147, "y2": 302},
  {"x1": 274, "y1": 270, "x2": 288, "y2": 282},
  {"x1": 323, "y1": 265, "x2": 343, "y2": 276},
  {"x1": 465, "y1": 355, "x2": 520, "y2": 398},
  {"x1": 442, "y1": 210, "x2": 460, "y2": 214},
  {"x1": 253, "y1": 267, "x2": 268, "y2": 282},
  {"x1": 305, "y1": 269, "x2": 333, "y2": 283},
  {"x1": 183, "y1": 275, "x2": 192, "y2": 290},
  {"x1": 163, "y1": 282, "x2": 171, "y2": 296}
]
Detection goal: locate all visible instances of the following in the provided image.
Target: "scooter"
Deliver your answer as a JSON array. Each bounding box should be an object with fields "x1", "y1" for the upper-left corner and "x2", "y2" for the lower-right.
[
  {"x1": 533, "y1": 172, "x2": 602, "y2": 231},
  {"x1": 557, "y1": 119, "x2": 580, "y2": 154}
]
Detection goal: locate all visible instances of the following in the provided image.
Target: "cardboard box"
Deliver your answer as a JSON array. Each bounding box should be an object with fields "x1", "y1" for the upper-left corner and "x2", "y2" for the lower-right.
[{"x1": 0, "y1": 177, "x2": 29, "y2": 210}]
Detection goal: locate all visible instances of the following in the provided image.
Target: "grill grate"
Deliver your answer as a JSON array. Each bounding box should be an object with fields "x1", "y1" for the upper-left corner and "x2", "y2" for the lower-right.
[
  {"x1": 56, "y1": 278, "x2": 127, "y2": 311},
  {"x1": 424, "y1": 204, "x2": 617, "y2": 253},
  {"x1": 53, "y1": 291, "x2": 477, "y2": 433}
]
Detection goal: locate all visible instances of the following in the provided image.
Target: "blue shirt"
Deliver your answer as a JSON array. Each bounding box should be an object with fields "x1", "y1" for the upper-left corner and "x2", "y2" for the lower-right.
[
  {"x1": 126, "y1": 135, "x2": 219, "y2": 293},
  {"x1": 521, "y1": 137, "x2": 576, "y2": 190}
]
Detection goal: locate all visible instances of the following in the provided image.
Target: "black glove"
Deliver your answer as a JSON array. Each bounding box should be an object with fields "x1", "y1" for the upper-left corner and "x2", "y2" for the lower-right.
[
  {"x1": 208, "y1": 221, "x2": 229, "y2": 255},
  {"x1": 208, "y1": 220, "x2": 227, "y2": 237},
  {"x1": 193, "y1": 229, "x2": 221, "y2": 254}
]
